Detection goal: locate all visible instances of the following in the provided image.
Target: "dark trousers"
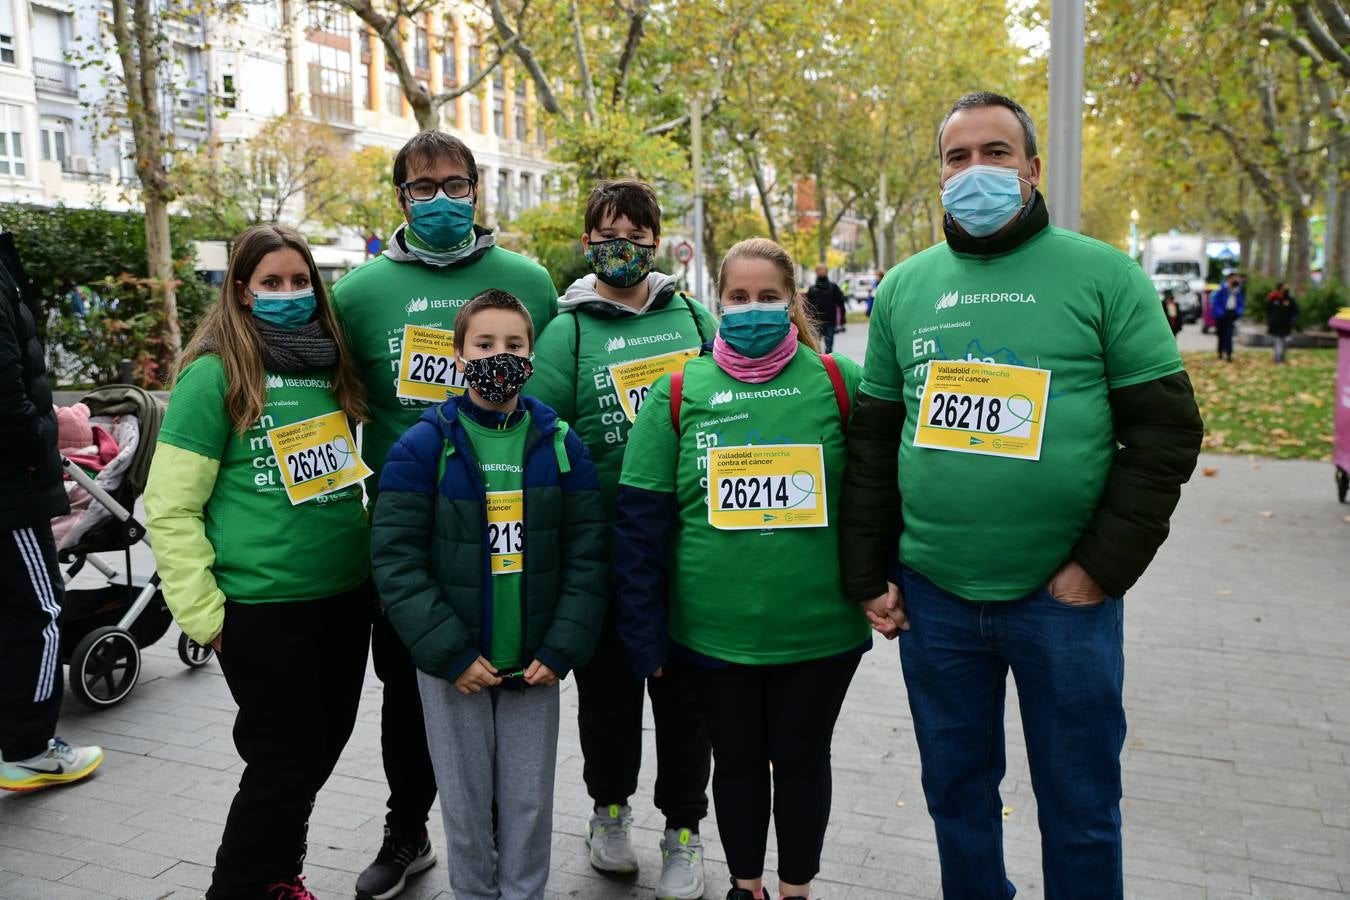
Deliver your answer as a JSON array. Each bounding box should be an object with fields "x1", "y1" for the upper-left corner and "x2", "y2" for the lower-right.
[
  {"x1": 898, "y1": 568, "x2": 1126, "y2": 900},
  {"x1": 371, "y1": 608, "x2": 438, "y2": 835},
  {"x1": 0, "y1": 522, "x2": 64, "y2": 761},
  {"x1": 820, "y1": 323, "x2": 837, "y2": 353},
  {"x1": 206, "y1": 582, "x2": 371, "y2": 899},
  {"x1": 573, "y1": 610, "x2": 710, "y2": 828},
  {"x1": 690, "y1": 653, "x2": 859, "y2": 885},
  {"x1": 1217, "y1": 314, "x2": 1237, "y2": 357}
]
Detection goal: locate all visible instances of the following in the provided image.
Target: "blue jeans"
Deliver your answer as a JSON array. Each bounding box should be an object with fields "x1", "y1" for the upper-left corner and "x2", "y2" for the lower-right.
[{"x1": 897, "y1": 568, "x2": 1126, "y2": 900}]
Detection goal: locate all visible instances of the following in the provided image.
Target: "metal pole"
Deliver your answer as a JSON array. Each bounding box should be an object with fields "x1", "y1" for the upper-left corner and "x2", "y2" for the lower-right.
[
  {"x1": 1047, "y1": 0, "x2": 1085, "y2": 232},
  {"x1": 877, "y1": 171, "x2": 888, "y2": 269},
  {"x1": 691, "y1": 98, "x2": 705, "y2": 303}
]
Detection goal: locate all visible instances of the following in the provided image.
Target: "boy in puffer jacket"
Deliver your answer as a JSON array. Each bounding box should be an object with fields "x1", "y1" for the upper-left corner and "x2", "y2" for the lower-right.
[{"x1": 371, "y1": 288, "x2": 607, "y2": 900}]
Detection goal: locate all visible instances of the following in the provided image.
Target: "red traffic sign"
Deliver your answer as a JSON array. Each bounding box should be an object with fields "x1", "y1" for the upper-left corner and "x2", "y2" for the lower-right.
[{"x1": 675, "y1": 241, "x2": 694, "y2": 264}]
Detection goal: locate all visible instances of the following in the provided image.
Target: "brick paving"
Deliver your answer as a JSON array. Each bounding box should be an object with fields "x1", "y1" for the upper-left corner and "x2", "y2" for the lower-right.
[{"x1": 4, "y1": 330, "x2": 1349, "y2": 899}]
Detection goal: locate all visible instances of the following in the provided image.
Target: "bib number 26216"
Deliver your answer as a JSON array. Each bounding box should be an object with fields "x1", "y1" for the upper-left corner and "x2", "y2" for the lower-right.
[{"x1": 266, "y1": 410, "x2": 372, "y2": 505}]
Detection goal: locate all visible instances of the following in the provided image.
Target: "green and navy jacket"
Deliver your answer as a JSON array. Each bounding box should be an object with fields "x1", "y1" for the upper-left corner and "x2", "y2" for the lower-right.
[{"x1": 371, "y1": 394, "x2": 608, "y2": 681}]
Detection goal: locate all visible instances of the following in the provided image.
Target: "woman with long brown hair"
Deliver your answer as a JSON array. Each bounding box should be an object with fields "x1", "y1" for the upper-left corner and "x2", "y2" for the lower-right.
[
  {"x1": 614, "y1": 238, "x2": 893, "y2": 900},
  {"x1": 145, "y1": 224, "x2": 373, "y2": 900}
]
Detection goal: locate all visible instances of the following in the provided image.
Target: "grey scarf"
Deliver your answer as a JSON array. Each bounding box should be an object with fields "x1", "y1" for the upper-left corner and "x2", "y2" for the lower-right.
[{"x1": 253, "y1": 319, "x2": 338, "y2": 373}]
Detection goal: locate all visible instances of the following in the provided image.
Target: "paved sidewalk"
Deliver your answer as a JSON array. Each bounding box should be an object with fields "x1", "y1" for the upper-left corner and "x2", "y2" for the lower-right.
[{"x1": 3, "y1": 337, "x2": 1350, "y2": 898}]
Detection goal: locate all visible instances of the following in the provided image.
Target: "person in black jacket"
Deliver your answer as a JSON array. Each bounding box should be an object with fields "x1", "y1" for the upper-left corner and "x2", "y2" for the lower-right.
[
  {"x1": 1265, "y1": 283, "x2": 1298, "y2": 364},
  {"x1": 838, "y1": 93, "x2": 1203, "y2": 899},
  {"x1": 0, "y1": 228, "x2": 105, "y2": 792},
  {"x1": 804, "y1": 265, "x2": 845, "y2": 352}
]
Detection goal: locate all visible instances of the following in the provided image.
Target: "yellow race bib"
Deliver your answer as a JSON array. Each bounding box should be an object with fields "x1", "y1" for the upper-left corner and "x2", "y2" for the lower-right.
[
  {"x1": 706, "y1": 444, "x2": 827, "y2": 530},
  {"x1": 266, "y1": 411, "x2": 373, "y2": 505},
  {"x1": 486, "y1": 490, "x2": 524, "y2": 575},
  {"x1": 397, "y1": 324, "x2": 468, "y2": 402},
  {"x1": 913, "y1": 360, "x2": 1051, "y2": 461},
  {"x1": 608, "y1": 348, "x2": 701, "y2": 423}
]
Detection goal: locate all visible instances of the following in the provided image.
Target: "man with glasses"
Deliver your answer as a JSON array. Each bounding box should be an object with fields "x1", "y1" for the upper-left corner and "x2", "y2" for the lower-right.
[{"x1": 331, "y1": 131, "x2": 557, "y2": 900}]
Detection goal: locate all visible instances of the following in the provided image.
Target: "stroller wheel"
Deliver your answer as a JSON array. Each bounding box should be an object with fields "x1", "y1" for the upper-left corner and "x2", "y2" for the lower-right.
[
  {"x1": 177, "y1": 632, "x2": 214, "y2": 668},
  {"x1": 69, "y1": 626, "x2": 141, "y2": 709}
]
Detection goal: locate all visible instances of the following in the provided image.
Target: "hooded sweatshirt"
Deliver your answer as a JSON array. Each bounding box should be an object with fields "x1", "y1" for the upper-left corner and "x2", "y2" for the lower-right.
[{"x1": 529, "y1": 272, "x2": 717, "y2": 516}]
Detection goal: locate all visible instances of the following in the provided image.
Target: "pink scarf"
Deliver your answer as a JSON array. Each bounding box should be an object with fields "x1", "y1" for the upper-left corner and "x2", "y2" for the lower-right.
[{"x1": 712, "y1": 324, "x2": 799, "y2": 383}]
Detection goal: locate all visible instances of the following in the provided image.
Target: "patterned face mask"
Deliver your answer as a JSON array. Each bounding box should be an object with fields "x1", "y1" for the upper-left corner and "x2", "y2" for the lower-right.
[
  {"x1": 460, "y1": 352, "x2": 534, "y2": 404},
  {"x1": 585, "y1": 237, "x2": 656, "y2": 289}
]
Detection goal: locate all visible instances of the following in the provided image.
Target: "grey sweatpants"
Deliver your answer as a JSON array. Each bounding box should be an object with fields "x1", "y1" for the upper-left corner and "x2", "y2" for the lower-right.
[{"x1": 416, "y1": 670, "x2": 560, "y2": 900}]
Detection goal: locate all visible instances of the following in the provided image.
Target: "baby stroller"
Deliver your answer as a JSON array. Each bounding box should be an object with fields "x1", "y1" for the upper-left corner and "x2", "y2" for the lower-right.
[{"x1": 55, "y1": 384, "x2": 214, "y2": 709}]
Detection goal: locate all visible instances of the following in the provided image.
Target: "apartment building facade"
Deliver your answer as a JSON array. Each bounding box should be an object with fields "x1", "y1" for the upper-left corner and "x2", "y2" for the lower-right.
[{"x1": 0, "y1": 0, "x2": 556, "y2": 238}]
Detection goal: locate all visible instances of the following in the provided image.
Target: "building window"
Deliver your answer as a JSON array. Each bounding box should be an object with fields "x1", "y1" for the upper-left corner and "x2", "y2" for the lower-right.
[
  {"x1": 519, "y1": 173, "x2": 532, "y2": 211},
  {"x1": 307, "y1": 1, "x2": 350, "y2": 38},
  {"x1": 221, "y1": 73, "x2": 237, "y2": 108},
  {"x1": 356, "y1": 63, "x2": 370, "y2": 109},
  {"x1": 119, "y1": 133, "x2": 137, "y2": 183},
  {"x1": 41, "y1": 117, "x2": 71, "y2": 168},
  {"x1": 493, "y1": 96, "x2": 504, "y2": 137},
  {"x1": 468, "y1": 36, "x2": 482, "y2": 81},
  {"x1": 0, "y1": 105, "x2": 25, "y2": 176},
  {"x1": 0, "y1": 34, "x2": 13, "y2": 65},
  {"x1": 358, "y1": 28, "x2": 370, "y2": 62},
  {"x1": 415, "y1": 25, "x2": 429, "y2": 74},
  {"x1": 513, "y1": 83, "x2": 526, "y2": 141},
  {"x1": 307, "y1": 42, "x2": 353, "y2": 123},
  {"x1": 441, "y1": 19, "x2": 457, "y2": 88},
  {"x1": 246, "y1": 0, "x2": 280, "y2": 29},
  {"x1": 467, "y1": 92, "x2": 481, "y2": 133},
  {"x1": 383, "y1": 66, "x2": 402, "y2": 115},
  {"x1": 497, "y1": 169, "x2": 511, "y2": 219}
]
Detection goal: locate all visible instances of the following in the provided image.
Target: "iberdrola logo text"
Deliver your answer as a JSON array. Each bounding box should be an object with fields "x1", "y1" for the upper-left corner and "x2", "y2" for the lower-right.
[
  {"x1": 936, "y1": 289, "x2": 1036, "y2": 311},
  {"x1": 709, "y1": 386, "x2": 802, "y2": 407}
]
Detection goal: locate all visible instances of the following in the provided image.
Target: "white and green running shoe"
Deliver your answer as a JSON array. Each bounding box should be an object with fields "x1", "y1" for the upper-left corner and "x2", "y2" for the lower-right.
[
  {"x1": 0, "y1": 738, "x2": 103, "y2": 792},
  {"x1": 587, "y1": 803, "x2": 639, "y2": 875},
  {"x1": 658, "y1": 827, "x2": 705, "y2": 900}
]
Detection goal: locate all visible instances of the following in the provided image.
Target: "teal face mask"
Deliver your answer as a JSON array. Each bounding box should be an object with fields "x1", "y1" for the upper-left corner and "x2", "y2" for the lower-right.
[
  {"x1": 719, "y1": 301, "x2": 791, "y2": 357},
  {"x1": 940, "y1": 164, "x2": 1028, "y2": 237},
  {"x1": 251, "y1": 287, "x2": 316, "y2": 329},
  {"x1": 407, "y1": 193, "x2": 475, "y2": 249}
]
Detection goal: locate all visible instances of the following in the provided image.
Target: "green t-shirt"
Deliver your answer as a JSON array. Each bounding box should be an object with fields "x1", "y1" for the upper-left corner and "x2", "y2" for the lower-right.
[
  {"x1": 330, "y1": 247, "x2": 557, "y2": 498},
  {"x1": 460, "y1": 412, "x2": 530, "y2": 671},
  {"x1": 157, "y1": 355, "x2": 370, "y2": 603},
  {"x1": 620, "y1": 350, "x2": 870, "y2": 665},
  {"x1": 862, "y1": 226, "x2": 1185, "y2": 600},
  {"x1": 529, "y1": 294, "x2": 717, "y2": 519}
]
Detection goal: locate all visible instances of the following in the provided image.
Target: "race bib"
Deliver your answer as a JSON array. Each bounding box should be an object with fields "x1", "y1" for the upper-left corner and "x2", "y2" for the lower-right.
[
  {"x1": 608, "y1": 348, "x2": 701, "y2": 422},
  {"x1": 397, "y1": 324, "x2": 468, "y2": 402},
  {"x1": 267, "y1": 411, "x2": 372, "y2": 505},
  {"x1": 914, "y1": 360, "x2": 1051, "y2": 461},
  {"x1": 707, "y1": 444, "x2": 827, "y2": 530},
  {"x1": 486, "y1": 490, "x2": 524, "y2": 575}
]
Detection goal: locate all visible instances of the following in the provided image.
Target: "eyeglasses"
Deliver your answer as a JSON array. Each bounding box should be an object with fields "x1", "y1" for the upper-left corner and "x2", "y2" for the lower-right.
[{"x1": 401, "y1": 176, "x2": 476, "y2": 201}]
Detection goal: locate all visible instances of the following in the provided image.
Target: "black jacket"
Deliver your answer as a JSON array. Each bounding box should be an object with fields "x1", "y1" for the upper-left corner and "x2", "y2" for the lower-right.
[
  {"x1": 1266, "y1": 292, "x2": 1298, "y2": 337},
  {"x1": 839, "y1": 193, "x2": 1203, "y2": 600},
  {"x1": 0, "y1": 232, "x2": 68, "y2": 529},
  {"x1": 805, "y1": 277, "x2": 846, "y2": 327}
]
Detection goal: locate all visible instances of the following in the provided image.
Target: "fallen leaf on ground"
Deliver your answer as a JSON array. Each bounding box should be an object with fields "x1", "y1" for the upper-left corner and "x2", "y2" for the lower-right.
[
  {"x1": 1203, "y1": 467, "x2": 1219, "y2": 477},
  {"x1": 1259, "y1": 511, "x2": 1274, "y2": 517}
]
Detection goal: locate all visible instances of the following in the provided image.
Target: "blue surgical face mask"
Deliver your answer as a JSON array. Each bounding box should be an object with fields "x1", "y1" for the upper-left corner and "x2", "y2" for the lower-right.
[
  {"x1": 940, "y1": 164, "x2": 1029, "y2": 237},
  {"x1": 250, "y1": 287, "x2": 316, "y2": 329},
  {"x1": 719, "y1": 301, "x2": 791, "y2": 358},
  {"x1": 407, "y1": 191, "x2": 476, "y2": 249}
]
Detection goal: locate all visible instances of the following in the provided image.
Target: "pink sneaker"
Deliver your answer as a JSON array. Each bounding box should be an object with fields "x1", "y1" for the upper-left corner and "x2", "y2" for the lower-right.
[{"x1": 265, "y1": 875, "x2": 317, "y2": 900}]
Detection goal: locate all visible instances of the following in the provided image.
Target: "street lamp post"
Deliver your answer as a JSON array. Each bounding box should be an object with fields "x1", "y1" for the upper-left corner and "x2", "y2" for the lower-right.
[
  {"x1": 691, "y1": 97, "x2": 705, "y2": 303},
  {"x1": 1048, "y1": 0, "x2": 1085, "y2": 232}
]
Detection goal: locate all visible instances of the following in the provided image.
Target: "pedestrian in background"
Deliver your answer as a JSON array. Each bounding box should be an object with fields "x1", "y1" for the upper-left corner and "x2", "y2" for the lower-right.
[
  {"x1": 1210, "y1": 273, "x2": 1245, "y2": 361},
  {"x1": 616, "y1": 238, "x2": 882, "y2": 900},
  {"x1": 0, "y1": 227, "x2": 105, "y2": 794},
  {"x1": 145, "y1": 224, "x2": 374, "y2": 900},
  {"x1": 1266, "y1": 282, "x2": 1298, "y2": 364},
  {"x1": 804, "y1": 264, "x2": 846, "y2": 353},
  {"x1": 1162, "y1": 288, "x2": 1183, "y2": 336}
]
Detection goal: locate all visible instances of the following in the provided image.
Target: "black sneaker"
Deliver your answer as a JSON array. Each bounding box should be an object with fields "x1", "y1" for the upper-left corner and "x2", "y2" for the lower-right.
[
  {"x1": 727, "y1": 879, "x2": 773, "y2": 900},
  {"x1": 355, "y1": 825, "x2": 436, "y2": 900}
]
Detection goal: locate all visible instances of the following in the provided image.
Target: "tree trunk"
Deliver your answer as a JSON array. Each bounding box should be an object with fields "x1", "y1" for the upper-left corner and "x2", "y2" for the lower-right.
[
  {"x1": 1237, "y1": 225, "x2": 1255, "y2": 279},
  {"x1": 814, "y1": 170, "x2": 828, "y2": 265},
  {"x1": 1256, "y1": 210, "x2": 1283, "y2": 278},
  {"x1": 412, "y1": 97, "x2": 437, "y2": 132},
  {"x1": 1285, "y1": 201, "x2": 1312, "y2": 293},
  {"x1": 144, "y1": 194, "x2": 181, "y2": 365},
  {"x1": 1333, "y1": 169, "x2": 1350, "y2": 284}
]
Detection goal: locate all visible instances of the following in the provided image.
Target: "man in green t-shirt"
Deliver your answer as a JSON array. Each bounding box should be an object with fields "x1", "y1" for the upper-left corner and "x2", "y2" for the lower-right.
[
  {"x1": 839, "y1": 92, "x2": 1203, "y2": 899},
  {"x1": 331, "y1": 131, "x2": 557, "y2": 900}
]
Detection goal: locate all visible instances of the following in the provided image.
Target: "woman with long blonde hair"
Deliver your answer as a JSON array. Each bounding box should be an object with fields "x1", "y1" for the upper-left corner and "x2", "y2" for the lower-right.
[
  {"x1": 145, "y1": 224, "x2": 373, "y2": 900},
  {"x1": 614, "y1": 238, "x2": 892, "y2": 900}
]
